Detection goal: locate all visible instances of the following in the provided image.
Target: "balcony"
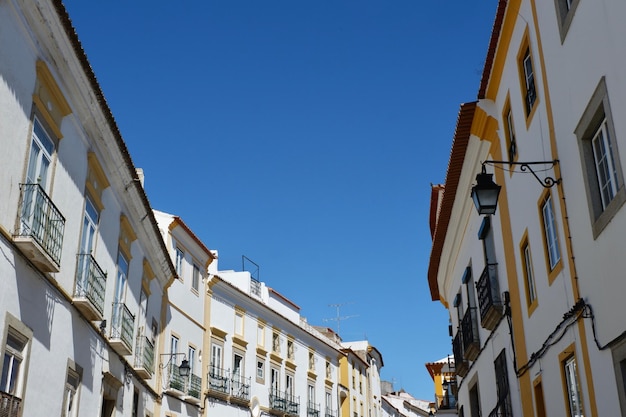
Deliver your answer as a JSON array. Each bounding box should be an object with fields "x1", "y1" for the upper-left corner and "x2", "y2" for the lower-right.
[
  {"x1": 325, "y1": 408, "x2": 337, "y2": 417},
  {"x1": 477, "y1": 263, "x2": 504, "y2": 330},
  {"x1": 435, "y1": 392, "x2": 457, "y2": 411},
  {"x1": 452, "y1": 332, "x2": 468, "y2": 377},
  {"x1": 133, "y1": 334, "x2": 154, "y2": 379},
  {"x1": 110, "y1": 302, "x2": 135, "y2": 356},
  {"x1": 165, "y1": 363, "x2": 186, "y2": 396},
  {"x1": 73, "y1": 254, "x2": 106, "y2": 321},
  {"x1": 14, "y1": 183, "x2": 65, "y2": 272},
  {"x1": 0, "y1": 391, "x2": 21, "y2": 417},
  {"x1": 184, "y1": 373, "x2": 202, "y2": 405},
  {"x1": 461, "y1": 307, "x2": 480, "y2": 361},
  {"x1": 207, "y1": 366, "x2": 230, "y2": 399},
  {"x1": 230, "y1": 375, "x2": 251, "y2": 405},
  {"x1": 307, "y1": 401, "x2": 320, "y2": 417},
  {"x1": 269, "y1": 389, "x2": 300, "y2": 416}
]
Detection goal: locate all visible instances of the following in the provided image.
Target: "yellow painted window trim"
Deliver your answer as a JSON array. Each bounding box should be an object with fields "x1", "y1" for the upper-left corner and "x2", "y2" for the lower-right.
[
  {"x1": 516, "y1": 26, "x2": 540, "y2": 127},
  {"x1": 537, "y1": 189, "x2": 563, "y2": 284},
  {"x1": 33, "y1": 60, "x2": 71, "y2": 139}
]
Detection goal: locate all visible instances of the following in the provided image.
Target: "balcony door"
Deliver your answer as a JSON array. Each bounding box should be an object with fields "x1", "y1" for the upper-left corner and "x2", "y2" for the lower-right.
[
  {"x1": 77, "y1": 197, "x2": 99, "y2": 292},
  {"x1": 21, "y1": 117, "x2": 54, "y2": 235},
  {"x1": 111, "y1": 251, "x2": 129, "y2": 333}
]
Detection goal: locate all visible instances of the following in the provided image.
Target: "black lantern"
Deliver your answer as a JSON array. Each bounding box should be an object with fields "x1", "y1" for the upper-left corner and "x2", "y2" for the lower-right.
[
  {"x1": 178, "y1": 359, "x2": 191, "y2": 377},
  {"x1": 471, "y1": 168, "x2": 501, "y2": 215}
]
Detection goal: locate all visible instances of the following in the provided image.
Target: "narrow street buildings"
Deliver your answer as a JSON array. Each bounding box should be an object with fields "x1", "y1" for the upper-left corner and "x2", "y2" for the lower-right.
[{"x1": 429, "y1": 1, "x2": 626, "y2": 416}]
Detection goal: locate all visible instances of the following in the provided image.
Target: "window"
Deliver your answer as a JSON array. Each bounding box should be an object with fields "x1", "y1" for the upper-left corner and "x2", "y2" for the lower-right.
[
  {"x1": 188, "y1": 346, "x2": 196, "y2": 376},
  {"x1": 563, "y1": 355, "x2": 584, "y2": 417},
  {"x1": 286, "y1": 374, "x2": 294, "y2": 396},
  {"x1": 1, "y1": 332, "x2": 27, "y2": 396},
  {"x1": 503, "y1": 102, "x2": 517, "y2": 163},
  {"x1": 192, "y1": 263, "x2": 201, "y2": 292},
  {"x1": 575, "y1": 77, "x2": 625, "y2": 237},
  {"x1": 256, "y1": 359, "x2": 265, "y2": 380},
  {"x1": 175, "y1": 248, "x2": 184, "y2": 277},
  {"x1": 325, "y1": 392, "x2": 332, "y2": 414},
  {"x1": 534, "y1": 378, "x2": 547, "y2": 417},
  {"x1": 494, "y1": 350, "x2": 512, "y2": 416},
  {"x1": 233, "y1": 353, "x2": 243, "y2": 383},
  {"x1": 170, "y1": 336, "x2": 179, "y2": 356},
  {"x1": 211, "y1": 343, "x2": 222, "y2": 374},
  {"x1": 271, "y1": 368, "x2": 280, "y2": 393},
  {"x1": 520, "y1": 234, "x2": 537, "y2": 310},
  {"x1": 554, "y1": 0, "x2": 580, "y2": 41},
  {"x1": 62, "y1": 366, "x2": 81, "y2": 417},
  {"x1": 521, "y1": 47, "x2": 536, "y2": 116},
  {"x1": 540, "y1": 192, "x2": 561, "y2": 273},
  {"x1": 111, "y1": 250, "x2": 130, "y2": 339}
]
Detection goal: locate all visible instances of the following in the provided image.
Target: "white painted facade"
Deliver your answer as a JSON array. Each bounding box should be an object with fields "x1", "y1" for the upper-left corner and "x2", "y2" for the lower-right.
[
  {"x1": 0, "y1": 1, "x2": 175, "y2": 416},
  {"x1": 430, "y1": 1, "x2": 626, "y2": 416},
  {"x1": 153, "y1": 211, "x2": 214, "y2": 416},
  {"x1": 207, "y1": 269, "x2": 343, "y2": 417}
]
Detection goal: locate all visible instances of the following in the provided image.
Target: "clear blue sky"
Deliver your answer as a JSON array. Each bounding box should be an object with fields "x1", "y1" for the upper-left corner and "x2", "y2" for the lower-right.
[{"x1": 63, "y1": 0, "x2": 497, "y2": 400}]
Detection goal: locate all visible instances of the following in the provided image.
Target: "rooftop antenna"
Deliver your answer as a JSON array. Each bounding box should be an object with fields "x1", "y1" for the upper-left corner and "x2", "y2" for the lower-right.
[{"x1": 323, "y1": 302, "x2": 358, "y2": 336}]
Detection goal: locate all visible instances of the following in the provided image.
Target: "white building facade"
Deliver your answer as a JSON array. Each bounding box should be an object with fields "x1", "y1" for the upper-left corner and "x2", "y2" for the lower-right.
[
  {"x1": 0, "y1": 1, "x2": 175, "y2": 416},
  {"x1": 206, "y1": 269, "x2": 343, "y2": 417}
]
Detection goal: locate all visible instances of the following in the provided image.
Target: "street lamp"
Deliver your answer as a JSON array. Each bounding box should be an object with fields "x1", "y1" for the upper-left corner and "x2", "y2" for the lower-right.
[
  {"x1": 159, "y1": 353, "x2": 190, "y2": 377},
  {"x1": 471, "y1": 160, "x2": 560, "y2": 215}
]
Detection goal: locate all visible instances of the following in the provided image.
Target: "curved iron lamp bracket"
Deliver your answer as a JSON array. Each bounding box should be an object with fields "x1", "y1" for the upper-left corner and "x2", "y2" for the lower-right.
[{"x1": 482, "y1": 160, "x2": 561, "y2": 188}]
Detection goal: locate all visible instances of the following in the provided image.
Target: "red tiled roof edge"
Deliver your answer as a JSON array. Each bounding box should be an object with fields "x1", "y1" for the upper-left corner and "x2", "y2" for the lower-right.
[
  {"x1": 427, "y1": 102, "x2": 477, "y2": 301},
  {"x1": 478, "y1": 0, "x2": 508, "y2": 99}
]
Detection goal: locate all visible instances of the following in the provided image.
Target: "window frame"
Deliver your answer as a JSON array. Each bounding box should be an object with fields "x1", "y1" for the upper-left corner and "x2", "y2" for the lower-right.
[
  {"x1": 502, "y1": 95, "x2": 518, "y2": 165},
  {"x1": 191, "y1": 263, "x2": 201, "y2": 293},
  {"x1": 517, "y1": 30, "x2": 538, "y2": 123},
  {"x1": 175, "y1": 247, "x2": 184, "y2": 279},
  {"x1": 519, "y1": 231, "x2": 538, "y2": 314},
  {"x1": 553, "y1": 0, "x2": 580, "y2": 42},
  {"x1": 538, "y1": 190, "x2": 562, "y2": 282},
  {"x1": 575, "y1": 77, "x2": 625, "y2": 238},
  {"x1": 0, "y1": 315, "x2": 33, "y2": 401},
  {"x1": 560, "y1": 345, "x2": 585, "y2": 417},
  {"x1": 61, "y1": 361, "x2": 82, "y2": 417}
]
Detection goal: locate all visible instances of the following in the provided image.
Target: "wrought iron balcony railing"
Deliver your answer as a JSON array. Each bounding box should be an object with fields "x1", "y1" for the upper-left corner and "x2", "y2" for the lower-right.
[
  {"x1": 325, "y1": 408, "x2": 337, "y2": 417},
  {"x1": 435, "y1": 393, "x2": 457, "y2": 410},
  {"x1": 110, "y1": 302, "x2": 135, "y2": 354},
  {"x1": 15, "y1": 183, "x2": 65, "y2": 270},
  {"x1": 168, "y1": 363, "x2": 186, "y2": 392},
  {"x1": 134, "y1": 334, "x2": 154, "y2": 378},
  {"x1": 452, "y1": 332, "x2": 469, "y2": 377},
  {"x1": 307, "y1": 401, "x2": 320, "y2": 417},
  {"x1": 461, "y1": 307, "x2": 480, "y2": 361},
  {"x1": 231, "y1": 375, "x2": 251, "y2": 401},
  {"x1": 188, "y1": 373, "x2": 202, "y2": 400},
  {"x1": 477, "y1": 263, "x2": 503, "y2": 330},
  {"x1": 208, "y1": 366, "x2": 230, "y2": 395},
  {"x1": 0, "y1": 391, "x2": 21, "y2": 417},
  {"x1": 270, "y1": 389, "x2": 300, "y2": 415},
  {"x1": 74, "y1": 253, "x2": 106, "y2": 319}
]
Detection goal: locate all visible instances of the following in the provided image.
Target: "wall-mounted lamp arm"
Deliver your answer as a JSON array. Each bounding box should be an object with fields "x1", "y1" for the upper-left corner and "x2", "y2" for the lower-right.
[{"x1": 482, "y1": 160, "x2": 561, "y2": 188}]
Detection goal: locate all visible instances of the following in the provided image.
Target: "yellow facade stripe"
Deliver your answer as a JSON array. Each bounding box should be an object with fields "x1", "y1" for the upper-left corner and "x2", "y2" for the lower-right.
[
  {"x1": 527, "y1": 0, "x2": 598, "y2": 414},
  {"x1": 471, "y1": 105, "x2": 535, "y2": 417}
]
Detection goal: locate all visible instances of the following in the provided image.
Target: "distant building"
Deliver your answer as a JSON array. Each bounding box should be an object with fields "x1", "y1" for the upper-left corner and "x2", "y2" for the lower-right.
[
  {"x1": 425, "y1": 356, "x2": 456, "y2": 415},
  {"x1": 382, "y1": 390, "x2": 431, "y2": 417}
]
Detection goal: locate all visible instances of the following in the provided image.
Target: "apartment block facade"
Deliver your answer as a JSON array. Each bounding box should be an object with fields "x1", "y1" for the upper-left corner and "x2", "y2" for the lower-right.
[
  {"x1": 429, "y1": 1, "x2": 626, "y2": 416},
  {"x1": 0, "y1": 1, "x2": 176, "y2": 416}
]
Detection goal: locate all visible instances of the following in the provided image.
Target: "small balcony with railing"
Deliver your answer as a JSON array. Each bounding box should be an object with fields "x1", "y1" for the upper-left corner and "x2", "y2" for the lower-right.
[
  {"x1": 452, "y1": 332, "x2": 469, "y2": 377},
  {"x1": 73, "y1": 254, "x2": 106, "y2": 321},
  {"x1": 461, "y1": 307, "x2": 480, "y2": 361},
  {"x1": 14, "y1": 183, "x2": 65, "y2": 272},
  {"x1": 307, "y1": 401, "x2": 320, "y2": 417},
  {"x1": 206, "y1": 365, "x2": 251, "y2": 405},
  {"x1": 133, "y1": 333, "x2": 154, "y2": 379},
  {"x1": 109, "y1": 302, "x2": 135, "y2": 356},
  {"x1": 269, "y1": 389, "x2": 300, "y2": 416},
  {"x1": 325, "y1": 408, "x2": 337, "y2": 417},
  {"x1": 185, "y1": 373, "x2": 202, "y2": 404},
  {"x1": 0, "y1": 391, "x2": 22, "y2": 417},
  {"x1": 477, "y1": 263, "x2": 504, "y2": 331}
]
